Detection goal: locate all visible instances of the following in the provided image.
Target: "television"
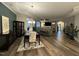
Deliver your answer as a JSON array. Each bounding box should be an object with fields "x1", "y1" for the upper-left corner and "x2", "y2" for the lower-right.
[{"x1": 45, "y1": 22, "x2": 51, "y2": 26}]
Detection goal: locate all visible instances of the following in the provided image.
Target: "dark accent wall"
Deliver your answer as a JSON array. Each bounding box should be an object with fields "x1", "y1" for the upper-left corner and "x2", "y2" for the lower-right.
[
  {"x1": 0, "y1": 3, "x2": 16, "y2": 31},
  {"x1": 0, "y1": 3, "x2": 16, "y2": 49}
]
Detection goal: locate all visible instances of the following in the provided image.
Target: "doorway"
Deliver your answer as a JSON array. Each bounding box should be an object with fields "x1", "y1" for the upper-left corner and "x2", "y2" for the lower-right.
[
  {"x1": 26, "y1": 18, "x2": 35, "y2": 31},
  {"x1": 57, "y1": 21, "x2": 64, "y2": 32}
]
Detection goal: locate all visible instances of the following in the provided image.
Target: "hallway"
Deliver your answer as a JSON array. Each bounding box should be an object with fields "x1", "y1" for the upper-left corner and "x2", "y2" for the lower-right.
[{"x1": 1, "y1": 32, "x2": 79, "y2": 56}]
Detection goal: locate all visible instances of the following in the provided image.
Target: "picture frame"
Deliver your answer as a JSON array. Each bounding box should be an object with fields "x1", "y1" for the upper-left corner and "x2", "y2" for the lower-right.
[{"x1": 2, "y1": 16, "x2": 9, "y2": 34}]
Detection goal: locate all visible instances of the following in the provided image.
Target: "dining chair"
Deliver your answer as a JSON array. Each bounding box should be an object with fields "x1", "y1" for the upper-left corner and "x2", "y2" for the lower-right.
[
  {"x1": 29, "y1": 27, "x2": 33, "y2": 32},
  {"x1": 29, "y1": 31, "x2": 37, "y2": 46}
]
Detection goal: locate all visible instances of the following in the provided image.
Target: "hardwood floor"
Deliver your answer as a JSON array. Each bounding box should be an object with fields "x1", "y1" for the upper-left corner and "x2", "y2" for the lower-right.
[{"x1": 0, "y1": 31, "x2": 79, "y2": 56}]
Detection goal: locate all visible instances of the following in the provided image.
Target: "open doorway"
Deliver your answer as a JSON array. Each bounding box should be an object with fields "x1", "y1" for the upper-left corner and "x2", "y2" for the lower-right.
[
  {"x1": 26, "y1": 18, "x2": 35, "y2": 31},
  {"x1": 57, "y1": 21, "x2": 64, "y2": 32}
]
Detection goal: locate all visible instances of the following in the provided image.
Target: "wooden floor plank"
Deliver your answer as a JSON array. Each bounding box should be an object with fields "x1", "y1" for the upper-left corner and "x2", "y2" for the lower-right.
[{"x1": 0, "y1": 32, "x2": 79, "y2": 56}]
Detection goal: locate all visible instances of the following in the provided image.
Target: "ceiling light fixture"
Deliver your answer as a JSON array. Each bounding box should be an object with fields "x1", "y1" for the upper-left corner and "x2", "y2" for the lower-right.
[
  {"x1": 31, "y1": 3, "x2": 34, "y2": 8},
  {"x1": 31, "y1": 5, "x2": 34, "y2": 8}
]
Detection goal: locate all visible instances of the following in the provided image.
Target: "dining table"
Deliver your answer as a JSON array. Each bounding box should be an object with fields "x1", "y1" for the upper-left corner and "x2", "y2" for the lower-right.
[{"x1": 24, "y1": 31, "x2": 40, "y2": 48}]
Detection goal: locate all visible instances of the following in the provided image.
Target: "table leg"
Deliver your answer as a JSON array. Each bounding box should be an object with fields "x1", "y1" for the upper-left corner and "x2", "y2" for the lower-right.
[
  {"x1": 24, "y1": 38, "x2": 25, "y2": 48},
  {"x1": 39, "y1": 36, "x2": 40, "y2": 45}
]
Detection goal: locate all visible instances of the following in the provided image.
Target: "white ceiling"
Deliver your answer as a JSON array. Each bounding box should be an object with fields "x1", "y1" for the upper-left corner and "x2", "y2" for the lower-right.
[{"x1": 3, "y1": 2, "x2": 79, "y2": 19}]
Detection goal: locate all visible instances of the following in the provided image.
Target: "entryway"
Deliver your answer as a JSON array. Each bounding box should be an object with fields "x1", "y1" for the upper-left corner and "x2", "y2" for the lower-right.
[{"x1": 57, "y1": 21, "x2": 64, "y2": 32}]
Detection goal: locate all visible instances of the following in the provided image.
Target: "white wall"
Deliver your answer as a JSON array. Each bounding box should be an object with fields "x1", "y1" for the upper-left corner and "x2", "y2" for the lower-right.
[
  {"x1": 74, "y1": 14, "x2": 79, "y2": 42},
  {"x1": 41, "y1": 20, "x2": 45, "y2": 28},
  {"x1": 64, "y1": 16, "x2": 74, "y2": 27},
  {"x1": 16, "y1": 14, "x2": 26, "y2": 21}
]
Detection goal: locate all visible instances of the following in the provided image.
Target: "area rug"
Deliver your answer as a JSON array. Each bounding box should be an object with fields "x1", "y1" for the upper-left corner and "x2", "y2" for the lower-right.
[{"x1": 17, "y1": 37, "x2": 44, "y2": 52}]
